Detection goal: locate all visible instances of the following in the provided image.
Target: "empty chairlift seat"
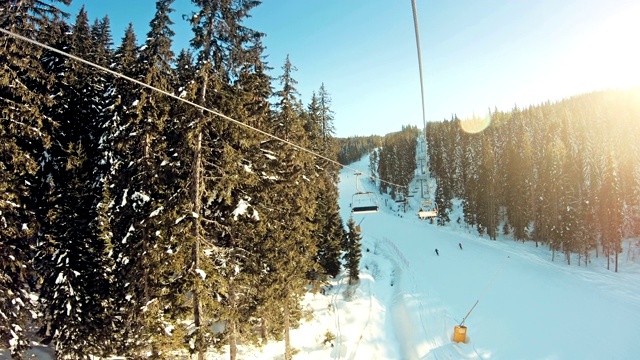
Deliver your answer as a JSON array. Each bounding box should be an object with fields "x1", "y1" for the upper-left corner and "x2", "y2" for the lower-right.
[
  {"x1": 350, "y1": 171, "x2": 380, "y2": 214},
  {"x1": 351, "y1": 192, "x2": 380, "y2": 214},
  {"x1": 418, "y1": 208, "x2": 438, "y2": 220}
]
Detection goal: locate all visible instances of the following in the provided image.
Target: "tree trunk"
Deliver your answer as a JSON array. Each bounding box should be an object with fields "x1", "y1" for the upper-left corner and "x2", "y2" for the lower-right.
[
  {"x1": 229, "y1": 282, "x2": 237, "y2": 360},
  {"x1": 586, "y1": 250, "x2": 589, "y2": 267},
  {"x1": 229, "y1": 319, "x2": 237, "y2": 360},
  {"x1": 284, "y1": 299, "x2": 291, "y2": 360},
  {"x1": 192, "y1": 130, "x2": 204, "y2": 360},
  {"x1": 191, "y1": 16, "x2": 210, "y2": 353},
  {"x1": 260, "y1": 318, "x2": 269, "y2": 344},
  {"x1": 143, "y1": 228, "x2": 150, "y2": 301},
  {"x1": 144, "y1": 131, "x2": 151, "y2": 159},
  {"x1": 615, "y1": 248, "x2": 619, "y2": 273}
]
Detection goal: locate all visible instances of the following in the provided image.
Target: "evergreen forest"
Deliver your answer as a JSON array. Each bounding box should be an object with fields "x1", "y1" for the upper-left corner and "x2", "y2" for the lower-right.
[
  {"x1": 422, "y1": 90, "x2": 640, "y2": 272},
  {"x1": 336, "y1": 135, "x2": 381, "y2": 166},
  {"x1": 371, "y1": 90, "x2": 640, "y2": 274},
  {"x1": 0, "y1": 1, "x2": 353, "y2": 359}
]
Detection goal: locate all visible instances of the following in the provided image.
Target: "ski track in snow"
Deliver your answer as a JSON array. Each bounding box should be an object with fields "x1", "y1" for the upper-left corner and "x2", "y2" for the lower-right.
[
  {"x1": 352, "y1": 160, "x2": 489, "y2": 360},
  {"x1": 345, "y1": 273, "x2": 373, "y2": 360},
  {"x1": 331, "y1": 275, "x2": 345, "y2": 359},
  {"x1": 377, "y1": 235, "x2": 420, "y2": 360}
]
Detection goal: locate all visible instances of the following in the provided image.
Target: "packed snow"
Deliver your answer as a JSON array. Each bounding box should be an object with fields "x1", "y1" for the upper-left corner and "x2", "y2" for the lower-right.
[{"x1": 4, "y1": 154, "x2": 640, "y2": 359}]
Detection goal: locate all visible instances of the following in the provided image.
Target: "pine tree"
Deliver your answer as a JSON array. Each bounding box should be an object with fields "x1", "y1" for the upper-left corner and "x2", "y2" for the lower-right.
[
  {"x1": 167, "y1": 2, "x2": 273, "y2": 359},
  {"x1": 212, "y1": 18, "x2": 273, "y2": 360},
  {"x1": 0, "y1": 1, "x2": 67, "y2": 355},
  {"x1": 601, "y1": 153, "x2": 623, "y2": 272},
  {"x1": 534, "y1": 133, "x2": 571, "y2": 261},
  {"x1": 459, "y1": 125, "x2": 481, "y2": 229},
  {"x1": 318, "y1": 83, "x2": 336, "y2": 152},
  {"x1": 91, "y1": 16, "x2": 113, "y2": 62},
  {"x1": 504, "y1": 109, "x2": 532, "y2": 241},
  {"x1": 343, "y1": 218, "x2": 362, "y2": 284},
  {"x1": 304, "y1": 87, "x2": 343, "y2": 281},
  {"x1": 107, "y1": 1, "x2": 183, "y2": 356},
  {"x1": 35, "y1": 7, "x2": 118, "y2": 357},
  {"x1": 173, "y1": 2, "x2": 236, "y2": 357},
  {"x1": 317, "y1": 192, "x2": 345, "y2": 278},
  {"x1": 477, "y1": 133, "x2": 498, "y2": 239},
  {"x1": 256, "y1": 54, "x2": 319, "y2": 360}
]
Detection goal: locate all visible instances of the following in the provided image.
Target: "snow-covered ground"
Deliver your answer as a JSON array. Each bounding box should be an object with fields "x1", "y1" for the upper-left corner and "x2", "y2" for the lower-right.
[{"x1": 5, "y1": 154, "x2": 640, "y2": 359}]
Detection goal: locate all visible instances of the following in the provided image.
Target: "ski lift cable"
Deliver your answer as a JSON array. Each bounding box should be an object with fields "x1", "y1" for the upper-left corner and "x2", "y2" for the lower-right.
[
  {"x1": 0, "y1": 27, "x2": 408, "y2": 190},
  {"x1": 459, "y1": 255, "x2": 510, "y2": 327},
  {"x1": 411, "y1": 0, "x2": 427, "y2": 133},
  {"x1": 411, "y1": 0, "x2": 436, "y2": 213}
]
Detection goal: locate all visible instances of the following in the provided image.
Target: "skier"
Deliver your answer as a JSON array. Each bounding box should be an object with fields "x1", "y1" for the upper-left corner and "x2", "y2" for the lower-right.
[
  {"x1": 459, "y1": 243, "x2": 463, "y2": 250},
  {"x1": 435, "y1": 248, "x2": 439, "y2": 256}
]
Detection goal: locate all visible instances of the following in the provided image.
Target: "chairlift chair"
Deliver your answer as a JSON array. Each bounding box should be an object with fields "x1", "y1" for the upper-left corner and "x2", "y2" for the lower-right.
[
  {"x1": 351, "y1": 172, "x2": 380, "y2": 214},
  {"x1": 418, "y1": 207, "x2": 438, "y2": 220},
  {"x1": 418, "y1": 199, "x2": 438, "y2": 220},
  {"x1": 351, "y1": 192, "x2": 379, "y2": 214},
  {"x1": 418, "y1": 192, "x2": 438, "y2": 219}
]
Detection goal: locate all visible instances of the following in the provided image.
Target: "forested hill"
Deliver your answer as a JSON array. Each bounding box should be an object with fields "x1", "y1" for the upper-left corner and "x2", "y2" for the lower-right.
[
  {"x1": 336, "y1": 135, "x2": 382, "y2": 165},
  {"x1": 425, "y1": 88, "x2": 640, "y2": 272},
  {"x1": 337, "y1": 126, "x2": 420, "y2": 201}
]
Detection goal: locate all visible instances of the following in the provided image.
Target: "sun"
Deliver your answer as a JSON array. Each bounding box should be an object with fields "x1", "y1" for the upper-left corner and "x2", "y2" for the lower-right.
[{"x1": 568, "y1": 3, "x2": 640, "y2": 91}]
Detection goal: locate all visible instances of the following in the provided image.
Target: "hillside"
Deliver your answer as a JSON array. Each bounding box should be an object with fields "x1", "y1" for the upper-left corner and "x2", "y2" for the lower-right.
[
  {"x1": 4, "y1": 154, "x2": 640, "y2": 359},
  {"x1": 213, "y1": 154, "x2": 640, "y2": 359}
]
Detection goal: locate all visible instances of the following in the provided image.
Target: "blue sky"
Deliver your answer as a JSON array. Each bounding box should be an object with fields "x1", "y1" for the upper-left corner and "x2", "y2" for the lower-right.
[{"x1": 65, "y1": 0, "x2": 640, "y2": 137}]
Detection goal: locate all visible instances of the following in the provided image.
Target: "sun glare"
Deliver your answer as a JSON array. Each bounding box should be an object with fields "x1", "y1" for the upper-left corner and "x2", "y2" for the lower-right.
[
  {"x1": 460, "y1": 112, "x2": 491, "y2": 134},
  {"x1": 569, "y1": 3, "x2": 640, "y2": 90}
]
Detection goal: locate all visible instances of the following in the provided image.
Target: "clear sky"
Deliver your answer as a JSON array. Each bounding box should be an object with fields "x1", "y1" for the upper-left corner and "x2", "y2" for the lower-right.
[{"x1": 65, "y1": 0, "x2": 640, "y2": 137}]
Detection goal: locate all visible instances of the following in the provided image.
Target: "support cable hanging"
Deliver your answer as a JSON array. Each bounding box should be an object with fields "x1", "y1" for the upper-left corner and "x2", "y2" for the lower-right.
[
  {"x1": 411, "y1": 0, "x2": 427, "y2": 133},
  {"x1": 459, "y1": 256, "x2": 510, "y2": 326},
  {"x1": 0, "y1": 27, "x2": 407, "y2": 191},
  {"x1": 411, "y1": 0, "x2": 437, "y2": 218}
]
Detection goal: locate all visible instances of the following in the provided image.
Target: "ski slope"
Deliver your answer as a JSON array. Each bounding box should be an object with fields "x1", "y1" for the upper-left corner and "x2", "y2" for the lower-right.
[
  {"x1": 232, "y1": 154, "x2": 640, "y2": 359},
  {"x1": 330, "y1": 155, "x2": 640, "y2": 360}
]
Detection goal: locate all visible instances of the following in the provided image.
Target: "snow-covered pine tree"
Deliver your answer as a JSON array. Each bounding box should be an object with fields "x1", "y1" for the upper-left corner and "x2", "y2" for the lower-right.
[
  {"x1": 0, "y1": 0, "x2": 68, "y2": 355},
  {"x1": 162, "y1": 1, "x2": 273, "y2": 359},
  {"x1": 503, "y1": 108, "x2": 533, "y2": 241},
  {"x1": 343, "y1": 217, "x2": 362, "y2": 285},
  {"x1": 204, "y1": 10, "x2": 273, "y2": 359},
  {"x1": 477, "y1": 132, "x2": 498, "y2": 239},
  {"x1": 35, "y1": 8, "x2": 117, "y2": 358},
  {"x1": 538, "y1": 137, "x2": 568, "y2": 259},
  {"x1": 256, "y1": 55, "x2": 319, "y2": 360},
  {"x1": 169, "y1": 3, "x2": 229, "y2": 358},
  {"x1": 303, "y1": 88, "x2": 343, "y2": 281},
  {"x1": 107, "y1": 0, "x2": 184, "y2": 356},
  {"x1": 601, "y1": 152, "x2": 623, "y2": 272}
]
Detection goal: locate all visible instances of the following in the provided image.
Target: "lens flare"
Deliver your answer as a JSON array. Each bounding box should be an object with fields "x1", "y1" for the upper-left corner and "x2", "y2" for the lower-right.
[{"x1": 460, "y1": 113, "x2": 491, "y2": 134}]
